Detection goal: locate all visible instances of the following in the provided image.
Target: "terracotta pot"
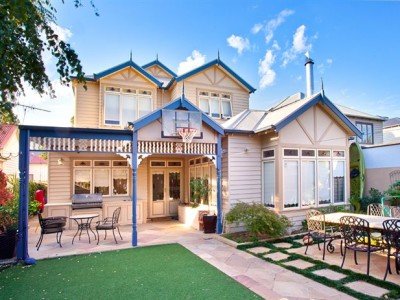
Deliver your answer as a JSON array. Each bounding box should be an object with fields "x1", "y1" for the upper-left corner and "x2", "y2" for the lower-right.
[
  {"x1": 203, "y1": 215, "x2": 217, "y2": 234},
  {"x1": 0, "y1": 229, "x2": 17, "y2": 259}
]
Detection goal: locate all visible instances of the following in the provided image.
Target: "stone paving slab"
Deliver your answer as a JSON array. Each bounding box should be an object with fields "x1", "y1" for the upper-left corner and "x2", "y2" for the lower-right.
[
  {"x1": 264, "y1": 252, "x2": 290, "y2": 261},
  {"x1": 313, "y1": 269, "x2": 346, "y2": 281},
  {"x1": 272, "y1": 242, "x2": 293, "y2": 249},
  {"x1": 282, "y1": 259, "x2": 315, "y2": 269},
  {"x1": 247, "y1": 246, "x2": 270, "y2": 254},
  {"x1": 344, "y1": 281, "x2": 389, "y2": 298}
]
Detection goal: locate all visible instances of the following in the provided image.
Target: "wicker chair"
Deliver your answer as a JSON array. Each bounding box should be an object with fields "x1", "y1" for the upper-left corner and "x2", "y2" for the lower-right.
[
  {"x1": 304, "y1": 209, "x2": 341, "y2": 260},
  {"x1": 36, "y1": 214, "x2": 67, "y2": 250},
  {"x1": 340, "y1": 216, "x2": 384, "y2": 275},
  {"x1": 382, "y1": 219, "x2": 400, "y2": 280},
  {"x1": 95, "y1": 207, "x2": 123, "y2": 244}
]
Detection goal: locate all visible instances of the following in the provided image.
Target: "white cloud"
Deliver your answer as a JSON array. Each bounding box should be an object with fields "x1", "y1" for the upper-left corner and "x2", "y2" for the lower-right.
[
  {"x1": 227, "y1": 35, "x2": 250, "y2": 55},
  {"x1": 282, "y1": 25, "x2": 312, "y2": 66},
  {"x1": 50, "y1": 23, "x2": 73, "y2": 42},
  {"x1": 271, "y1": 40, "x2": 281, "y2": 51},
  {"x1": 259, "y1": 50, "x2": 276, "y2": 88},
  {"x1": 177, "y1": 50, "x2": 206, "y2": 75},
  {"x1": 265, "y1": 9, "x2": 294, "y2": 43},
  {"x1": 327, "y1": 58, "x2": 333, "y2": 65},
  {"x1": 251, "y1": 23, "x2": 263, "y2": 34}
]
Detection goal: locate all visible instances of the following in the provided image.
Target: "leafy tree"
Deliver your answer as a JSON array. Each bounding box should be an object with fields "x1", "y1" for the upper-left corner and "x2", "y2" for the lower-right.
[{"x1": 0, "y1": 0, "x2": 98, "y2": 120}]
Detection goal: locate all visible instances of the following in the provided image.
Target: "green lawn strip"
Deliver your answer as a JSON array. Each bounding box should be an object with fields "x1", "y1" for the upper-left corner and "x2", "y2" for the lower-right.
[
  {"x1": 239, "y1": 241, "x2": 400, "y2": 300},
  {"x1": 0, "y1": 244, "x2": 261, "y2": 300}
]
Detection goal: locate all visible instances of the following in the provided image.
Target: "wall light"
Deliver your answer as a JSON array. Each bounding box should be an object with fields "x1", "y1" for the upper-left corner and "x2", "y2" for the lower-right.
[{"x1": 57, "y1": 158, "x2": 64, "y2": 166}]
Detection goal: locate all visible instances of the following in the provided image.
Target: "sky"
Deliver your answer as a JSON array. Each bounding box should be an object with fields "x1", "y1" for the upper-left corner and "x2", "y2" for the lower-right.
[{"x1": 15, "y1": 0, "x2": 400, "y2": 126}]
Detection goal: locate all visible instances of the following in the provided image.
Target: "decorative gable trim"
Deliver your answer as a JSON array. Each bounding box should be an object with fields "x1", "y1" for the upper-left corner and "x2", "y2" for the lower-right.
[{"x1": 142, "y1": 60, "x2": 177, "y2": 78}]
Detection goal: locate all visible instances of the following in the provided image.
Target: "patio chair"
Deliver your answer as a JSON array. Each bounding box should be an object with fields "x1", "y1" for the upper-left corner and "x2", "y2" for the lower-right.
[
  {"x1": 95, "y1": 207, "x2": 123, "y2": 244},
  {"x1": 367, "y1": 203, "x2": 384, "y2": 216},
  {"x1": 382, "y1": 219, "x2": 400, "y2": 280},
  {"x1": 340, "y1": 216, "x2": 384, "y2": 275},
  {"x1": 304, "y1": 209, "x2": 342, "y2": 260},
  {"x1": 36, "y1": 214, "x2": 67, "y2": 250}
]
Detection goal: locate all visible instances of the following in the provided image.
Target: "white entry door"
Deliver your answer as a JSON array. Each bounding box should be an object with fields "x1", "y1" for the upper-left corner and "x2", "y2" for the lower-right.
[{"x1": 150, "y1": 169, "x2": 181, "y2": 218}]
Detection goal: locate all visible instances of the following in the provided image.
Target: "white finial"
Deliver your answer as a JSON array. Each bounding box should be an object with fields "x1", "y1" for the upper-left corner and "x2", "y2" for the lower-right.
[{"x1": 305, "y1": 51, "x2": 310, "y2": 59}]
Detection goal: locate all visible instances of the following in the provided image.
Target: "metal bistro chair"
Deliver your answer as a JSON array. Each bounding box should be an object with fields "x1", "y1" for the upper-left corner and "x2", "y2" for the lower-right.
[
  {"x1": 382, "y1": 219, "x2": 400, "y2": 280},
  {"x1": 95, "y1": 207, "x2": 123, "y2": 245},
  {"x1": 304, "y1": 209, "x2": 341, "y2": 260},
  {"x1": 367, "y1": 203, "x2": 385, "y2": 216},
  {"x1": 340, "y1": 216, "x2": 384, "y2": 275},
  {"x1": 36, "y1": 214, "x2": 67, "y2": 250}
]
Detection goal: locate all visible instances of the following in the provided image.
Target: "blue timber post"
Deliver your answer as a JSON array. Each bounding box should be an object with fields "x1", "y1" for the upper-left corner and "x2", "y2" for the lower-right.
[
  {"x1": 17, "y1": 128, "x2": 35, "y2": 264},
  {"x1": 131, "y1": 131, "x2": 138, "y2": 246},
  {"x1": 216, "y1": 134, "x2": 223, "y2": 234}
]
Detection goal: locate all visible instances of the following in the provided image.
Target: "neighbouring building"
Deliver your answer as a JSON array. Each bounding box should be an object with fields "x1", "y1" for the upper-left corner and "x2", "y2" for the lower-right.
[
  {"x1": 29, "y1": 153, "x2": 48, "y2": 182},
  {"x1": 0, "y1": 124, "x2": 19, "y2": 176},
  {"x1": 383, "y1": 117, "x2": 400, "y2": 143},
  {"x1": 42, "y1": 53, "x2": 392, "y2": 232}
]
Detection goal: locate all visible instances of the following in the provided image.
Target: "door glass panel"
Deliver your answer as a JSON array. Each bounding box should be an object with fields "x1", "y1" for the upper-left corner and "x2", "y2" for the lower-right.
[
  {"x1": 318, "y1": 161, "x2": 331, "y2": 205},
  {"x1": 152, "y1": 173, "x2": 164, "y2": 201},
  {"x1": 169, "y1": 172, "x2": 181, "y2": 200}
]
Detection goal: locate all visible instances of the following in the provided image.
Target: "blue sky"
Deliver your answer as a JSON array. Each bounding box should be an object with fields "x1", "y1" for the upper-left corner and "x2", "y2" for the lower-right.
[{"x1": 16, "y1": 0, "x2": 400, "y2": 126}]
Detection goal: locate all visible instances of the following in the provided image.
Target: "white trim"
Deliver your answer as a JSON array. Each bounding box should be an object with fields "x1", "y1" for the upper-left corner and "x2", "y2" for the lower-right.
[
  {"x1": 93, "y1": 160, "x2": 111, "y2": 167},
  {"x1": 300, "y1": 159, "x2": 317, "y2": 208},
  {"x1": 282, "y1": 159, "x2": 300, "y2": 210},
  {"x1": 262, "y1": 147, "x2": 275, "y2": 160},
  {"x1": 112, "y1": 168, "x2": 129, "y2": 196},
  {"x1": 300, "y1": 148, "x2": 316, "y2": 158},
  {"x1": 317, "y1": 149, "x2": 331, "y2": 158},
  {"x1": 93, "y1": 168, "x2": 111, "y2": 196},
  {"x1": 282, "y1": 148, "x2": 300, "y2": 158},
  {"x1": 74, "y1": 160, "x2": 92, "y2": 167},
  {"x1": 198, "y1": 90, "x2": 233, "y2": 119},
  {"x1": 73, "y1": 168, "x2": 92, "y2": 194},
  {"x1": 150, "y1": 160, "x2": 166, "y2": 167}
]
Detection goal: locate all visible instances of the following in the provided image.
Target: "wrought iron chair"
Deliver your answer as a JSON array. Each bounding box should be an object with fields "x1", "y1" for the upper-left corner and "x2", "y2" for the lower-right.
[
  {"x1": 95, "y1": 207, "x2": 123, "y2": 244},
  {"x1": 304, "y1": 209, "x2": 342, "y2": 260},
  {"x1": 367, "y1": 203, "x2": 385, "y2": 216},
  {"x1": 382, "y1": 219, "x2": 400, "y2": 280},
  {"x1": 36, "y1": 214, "x2": 67, "y2": 250},
  {"x1": 340, "y1": 216, "x2": 384, "y2": 275}
]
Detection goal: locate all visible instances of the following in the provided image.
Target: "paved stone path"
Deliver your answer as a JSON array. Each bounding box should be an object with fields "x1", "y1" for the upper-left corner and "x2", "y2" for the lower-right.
[{"x1": 22, "y1": 220, "x2": 359, "y2": 299}]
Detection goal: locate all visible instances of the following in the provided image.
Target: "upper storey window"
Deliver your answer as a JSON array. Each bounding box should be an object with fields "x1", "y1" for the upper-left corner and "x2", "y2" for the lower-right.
[
  {"x1": 356, "y1": 122, "x2": 374, "y2": 144},
  {"x1": 104, "y1": 87, "x2": 152, "y2": 127},
  {"x1": 198, "y1": 91, "x2": 233, "y2": 119}
]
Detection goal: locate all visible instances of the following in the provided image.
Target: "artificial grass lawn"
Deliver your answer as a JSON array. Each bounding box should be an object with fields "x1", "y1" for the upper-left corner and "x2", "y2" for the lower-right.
[{"x1": 0, "y1": 244, "x2": 260, "y2": 300}]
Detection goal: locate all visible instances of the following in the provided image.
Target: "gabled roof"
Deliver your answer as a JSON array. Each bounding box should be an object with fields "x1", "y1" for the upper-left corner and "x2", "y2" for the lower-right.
[
  {"x1": 174, "y1": 58, "x2": 256, "y2": 93},
  {"x1": 0, "y1": 125, "x2": 17, "y2": 149},
  {"x1": 336, "y1": 104, "x2": 387, "y2": 121},
  {"x1": 129, "y1": 96, "x2": 224, "y2": 135},
  {"x1": 383, "y1": 117, "x2": 400, "y2": 128},
  {"x1": 142, "y1": 60, "x2": 177, "y2": 78},
  {"x1": 76, "y1": 60, "x2": 163, "y2": 87},
  {"x1": 223, "y1": 92, "x2": 362, "y2": 137}
]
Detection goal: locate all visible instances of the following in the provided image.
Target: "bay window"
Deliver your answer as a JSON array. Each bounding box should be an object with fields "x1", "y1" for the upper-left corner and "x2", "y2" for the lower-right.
[
  {"x1": 263, "y1": 161, "x2": 275, "y2": 207},
  {"x1": 104, "y1": 87, "x2": 152, "y2": 126},
  {"x1": 198, "y1": 91, "x2": 233, "y2": 119},
  {"x1": 279, "y1": 148, "x2": 347, "y2": 209}
]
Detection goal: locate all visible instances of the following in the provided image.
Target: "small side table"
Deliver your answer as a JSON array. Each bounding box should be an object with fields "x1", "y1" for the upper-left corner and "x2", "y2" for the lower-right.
[{"x1": 69, "y1": 213, "x2": 99, "y2": 244}]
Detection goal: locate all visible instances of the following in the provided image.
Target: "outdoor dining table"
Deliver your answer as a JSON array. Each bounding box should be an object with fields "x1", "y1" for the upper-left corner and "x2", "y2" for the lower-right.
[
  {"x1": 69, "y1": 213, "x2": 99, "y2": 244},
  {"x1": 310, "y1": 212, "x2": 397, "y2": 230}
]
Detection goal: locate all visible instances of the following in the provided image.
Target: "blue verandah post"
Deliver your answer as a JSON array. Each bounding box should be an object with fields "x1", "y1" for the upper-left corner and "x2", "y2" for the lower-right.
[
  {"x1": 131, "y1": 131, "x2": 138, "y2": 246},
  {"x1": 216, "y1": 134, "x2": 223, "y2": 234},
  {"x1": 17, "y1": 129, "x2": 35, "y2": 264}
]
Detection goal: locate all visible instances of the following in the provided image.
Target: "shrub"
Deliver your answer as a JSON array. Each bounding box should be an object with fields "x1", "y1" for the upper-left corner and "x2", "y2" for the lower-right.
[
  {"x1": 225, "y1": 203, "x2": 291, "y2": 239},
  {"x1": 385, "y1": 181, "x2": 400, "y2": 206},
  {"x1": 360, "y1": 188, "x2": 384, "y2": 212}
]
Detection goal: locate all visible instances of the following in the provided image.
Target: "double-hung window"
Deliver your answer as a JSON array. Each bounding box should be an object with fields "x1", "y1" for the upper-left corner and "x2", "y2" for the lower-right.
[
  {"x1": 356, "y1": 122, "x2": 374, "y2": 144},
  {"x1": 198, "y1": 91, "x2": 233, "y2": 119},
  {"x1": 104, "y1": 87, "x2": 152, "y2": 127}
]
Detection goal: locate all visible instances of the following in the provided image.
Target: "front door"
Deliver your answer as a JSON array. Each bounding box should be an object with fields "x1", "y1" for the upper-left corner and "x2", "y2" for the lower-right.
[{"x1": 150, "y1": 169, "x2": 181, "y2": 218}]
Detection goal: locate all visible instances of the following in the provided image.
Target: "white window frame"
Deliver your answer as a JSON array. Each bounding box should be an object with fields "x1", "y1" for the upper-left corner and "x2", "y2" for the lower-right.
[
  {"x1": 332, "y1": 152, "x2": 346, "y2": 204},
  {"x1": 150, "y1": 160, "x2": 166, "y2": 168},
  {"x1": 262, "y1": 148, "x2": 275, "y2": 159},
  {"x1": 93, "y1": 160, "x2": 111, "y2": 167},
  {"x1": 301, "y1": 148, "x2": 316, "y2": 158},
  {"x1": 282, "y1": 159, "x2": 300, "y2": 210},
  {"x1": 93, "y1": 168, "x2": 111, "y2": 196},
  {"x1": 104, "y1": 86, "x2": 153, "y2": 127},
  {"x1": 317, "y1": 159, "x2": 332, "y2": 207},
  {"x1": 283, "y1": 148, "x2": 300, "y2": 158},
  {"x1": 300, "y1": 159, "x2": 317, "y2": 208},
  {"x1": 262, "y1": 160, "x2": 275, "y2": 208},
  {"x1": 73, "y1": 168, "x2": 92, "y2": 195},
  {"x1": 198, "y1": 91, "x2": 233, "y2": 119}
]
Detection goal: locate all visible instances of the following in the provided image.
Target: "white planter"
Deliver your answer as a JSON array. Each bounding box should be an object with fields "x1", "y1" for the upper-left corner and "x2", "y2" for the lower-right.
[{"x1": 178, "y1": 204, "x2": 210, "y2": 230}]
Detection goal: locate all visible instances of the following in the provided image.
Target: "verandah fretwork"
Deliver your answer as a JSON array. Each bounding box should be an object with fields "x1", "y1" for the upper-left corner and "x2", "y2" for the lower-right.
[{"x1": 29, "y1": 137, "x2": 216, "y2": 155}]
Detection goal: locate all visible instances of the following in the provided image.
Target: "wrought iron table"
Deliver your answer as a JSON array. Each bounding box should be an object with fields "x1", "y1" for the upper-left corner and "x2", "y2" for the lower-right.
[{"x1": 70, "y1": 213, "x2": 99, "y2": 244}]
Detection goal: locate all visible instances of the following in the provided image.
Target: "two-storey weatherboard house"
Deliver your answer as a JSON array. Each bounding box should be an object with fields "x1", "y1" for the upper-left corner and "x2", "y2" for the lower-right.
[{"x1": 44, "y1": 55, "x2": 364, "y2": 231}]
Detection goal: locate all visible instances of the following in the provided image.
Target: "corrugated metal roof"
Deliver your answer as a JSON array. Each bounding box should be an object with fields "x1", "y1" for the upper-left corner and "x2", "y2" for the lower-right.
[
  {"x1": 336, "y1": 104, "x2": 386, "y2": 121},
  {"x1": 0, "y1": 125, "x2": 17, "y2": 149}
]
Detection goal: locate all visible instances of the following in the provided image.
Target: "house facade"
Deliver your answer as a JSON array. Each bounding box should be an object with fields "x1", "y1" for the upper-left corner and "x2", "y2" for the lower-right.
[
  {"x1": 44, "y1": 55, "x2": 367, "y2": 231},
  {"x1": 0, "y1": 125, "x2": 19, "y2": 176}
]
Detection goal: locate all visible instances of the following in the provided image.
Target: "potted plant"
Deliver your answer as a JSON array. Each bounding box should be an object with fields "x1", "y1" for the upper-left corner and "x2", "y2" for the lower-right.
[
  {"x1": 189, "y1": 178, "x2": 216, "y2": 233},
  {"x1": 0, "y1": 171, "x2": 18, "y2": 259},
  {"x1": 386, "y1": 181, "x2": 400, "y2": 206}
]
